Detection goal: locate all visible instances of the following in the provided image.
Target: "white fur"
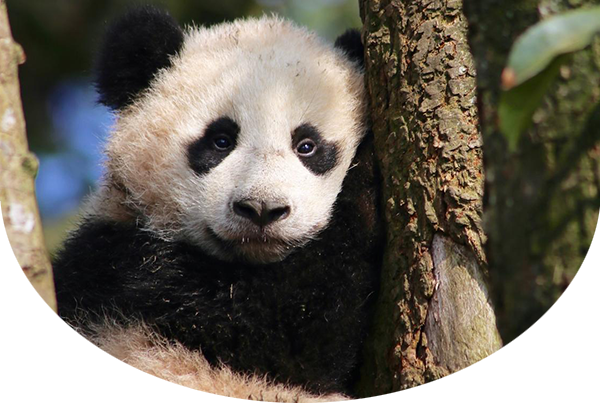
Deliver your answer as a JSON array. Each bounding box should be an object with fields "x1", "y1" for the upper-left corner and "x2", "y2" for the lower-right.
[
  {"x1": 92, "y1": 321, "x2": 348, "y2": 402},
  {"x1": 89, "y1": 15, "x2": 367, "y2": 263}
]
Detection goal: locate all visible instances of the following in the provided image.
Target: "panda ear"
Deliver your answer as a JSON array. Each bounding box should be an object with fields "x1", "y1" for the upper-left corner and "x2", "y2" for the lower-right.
[
  {"x1": 334, "y1": 29, "x2": 364, "y2": 68},
  {"x1": 95, "y1": 6, "x2": 184, "y2": 110}
]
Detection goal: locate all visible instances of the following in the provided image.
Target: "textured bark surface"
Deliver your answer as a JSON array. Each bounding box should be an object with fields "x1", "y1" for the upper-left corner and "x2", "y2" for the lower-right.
[
  {"x1": 465, "y1": 0, "x2": 600, "y2": 403},
  {"x1": 0, "y1": 1, "x2": 82, "y2": 403},
  {"x1": 464, "y1": 0, "x2": 600, "y2": 342},
  {"x1": 358, "y1": 0, "x2": 500, "y2": 396}
]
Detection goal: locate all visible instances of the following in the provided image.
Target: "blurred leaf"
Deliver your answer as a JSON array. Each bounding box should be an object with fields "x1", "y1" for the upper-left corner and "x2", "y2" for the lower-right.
[
  {"x1": 499, "y1": 56, "x2": 564, "y2": 151},
  {"x1": 502, "y1": 6, "x2": 600, "y2": 89}
]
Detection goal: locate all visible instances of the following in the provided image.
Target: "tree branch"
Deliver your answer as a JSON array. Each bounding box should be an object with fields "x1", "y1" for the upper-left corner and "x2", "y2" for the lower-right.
[{"x1": 0, "y1": 1, "x2": 82, "y2": 403}]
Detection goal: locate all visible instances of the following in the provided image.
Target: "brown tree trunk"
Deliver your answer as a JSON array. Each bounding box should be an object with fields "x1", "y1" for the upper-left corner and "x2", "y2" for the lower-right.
[
  {"x1": 463, "y1": 0, "x2": 600, "y2": 343},
  {"x1": 357, "y1": 0, "x2": 501, "y2": 396},
  {"x1": 0, "y1": 1, "x2": 82, "y2": 403}
]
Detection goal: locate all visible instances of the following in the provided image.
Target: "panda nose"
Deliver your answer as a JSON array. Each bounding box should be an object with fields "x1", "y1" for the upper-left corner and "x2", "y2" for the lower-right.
[{"x1": 233, "y1": 199, "x2": 291, "y2": 227}]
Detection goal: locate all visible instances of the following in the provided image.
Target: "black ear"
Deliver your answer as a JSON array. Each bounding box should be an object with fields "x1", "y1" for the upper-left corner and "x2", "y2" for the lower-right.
[
  {"x1": 334, "y1": 29, "x2": 364, "y2": 68},
  {"x1": 95, "y1": 6, "x2": 185, "y2": 110}
]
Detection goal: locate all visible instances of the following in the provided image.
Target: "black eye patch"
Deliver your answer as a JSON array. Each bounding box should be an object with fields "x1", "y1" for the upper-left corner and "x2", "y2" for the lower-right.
[
  {"x1": 292, "y1": 124, "x2": 339, "y2": 175},
  {"x1": 188, "y1": 117, "x2": 240, "y2": 176}
]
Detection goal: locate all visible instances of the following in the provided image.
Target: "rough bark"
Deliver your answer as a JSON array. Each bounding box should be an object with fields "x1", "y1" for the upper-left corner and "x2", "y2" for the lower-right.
[
  {"x1": 464, "y1": 0, "x2": 600, "y2": 342},
  {"x1": 357, "y1": 0, "x2": 501, "y2": 396},
  {"x1": 0, "y1": 1, "x2": 82, "y2": 403}
]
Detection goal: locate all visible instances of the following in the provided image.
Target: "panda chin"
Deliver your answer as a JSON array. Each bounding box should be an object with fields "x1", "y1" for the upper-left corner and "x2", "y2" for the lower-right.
[{"x1": 204, "y1": 227, "x2": 298, "y2": 265}]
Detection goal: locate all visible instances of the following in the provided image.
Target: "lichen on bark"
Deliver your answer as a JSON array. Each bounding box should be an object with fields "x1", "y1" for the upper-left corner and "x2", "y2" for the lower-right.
[
  {"x1": 358, "y1": 0, "x2": 500, "y2": 396},
  {"x1": 0, "y1": 1, "x2": 82, "y2": 403}
]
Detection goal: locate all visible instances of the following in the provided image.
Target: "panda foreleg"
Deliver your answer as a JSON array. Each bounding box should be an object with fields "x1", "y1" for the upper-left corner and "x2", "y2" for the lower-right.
[{"x1": 64, "y1": 320, "x2": 357, "y2": 403}]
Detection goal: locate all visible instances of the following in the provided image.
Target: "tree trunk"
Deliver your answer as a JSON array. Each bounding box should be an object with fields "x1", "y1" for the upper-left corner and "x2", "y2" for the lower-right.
[
  {"x1": 0, "y1": 1, "x2": 82, "y2": 403},
  {"x1": 357, "y1": 0, "x2": 501, "y2": 396},
  {"x1": 463, "y1": 0, "x2": 600, "y2": 343}
]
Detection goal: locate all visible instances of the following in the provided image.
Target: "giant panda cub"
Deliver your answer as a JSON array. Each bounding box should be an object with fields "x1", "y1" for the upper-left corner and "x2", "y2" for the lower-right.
[{"x1": 53, "y1": 6, "x2": 382, "y2": 402}]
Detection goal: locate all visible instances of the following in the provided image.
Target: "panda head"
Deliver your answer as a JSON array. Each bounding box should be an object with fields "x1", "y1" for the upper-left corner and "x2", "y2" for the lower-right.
[{"x1": 95, "y1": 7, "x2": 367, "y2": 264}]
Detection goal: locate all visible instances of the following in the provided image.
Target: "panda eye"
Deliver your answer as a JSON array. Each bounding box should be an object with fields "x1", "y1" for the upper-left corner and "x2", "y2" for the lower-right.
[
  {"x1": 213, "y1": 135, "x2": 233, "y2": 151},
  {"x1": 296, "y1": 139, "x2": 317, "y2": 157}
]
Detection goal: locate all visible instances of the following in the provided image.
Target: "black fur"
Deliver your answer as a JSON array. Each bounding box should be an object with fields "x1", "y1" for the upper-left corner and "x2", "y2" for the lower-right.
[
  {"x1": 95, "y1": 6, "x2": 184, "y2": 110},
  {"x1": 292, "y1": 124, "x2": 339, "y2": 175},
  {"x1": 53, "y1": 134, "x2": 382, "y2": 396},
  {"x1": 188, "y1": 117, "x2": 241, "y2": 176},
  {"x1": 334, "y1": 29, "x2": 364, "y2": 68}
]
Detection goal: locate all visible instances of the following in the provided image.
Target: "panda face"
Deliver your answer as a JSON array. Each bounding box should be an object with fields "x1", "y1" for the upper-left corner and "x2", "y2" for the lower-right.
[{"x1": 100, "y1": 16, "x2": 366, "y2": 264}]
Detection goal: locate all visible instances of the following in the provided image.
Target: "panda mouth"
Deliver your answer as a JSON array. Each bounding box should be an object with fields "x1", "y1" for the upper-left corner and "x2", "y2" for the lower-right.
[
  {"x1": 206, "y1": 227, "x2": 292, "y2": 249},
  {"x1": 204, "y1": 226, "x2": 297, "y2": 264}
]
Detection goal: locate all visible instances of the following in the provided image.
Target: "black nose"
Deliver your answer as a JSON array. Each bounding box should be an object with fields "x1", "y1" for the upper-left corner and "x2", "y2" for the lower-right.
[{"x1": 233, "y1": 199, "x2": 291, "y2": 227}]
